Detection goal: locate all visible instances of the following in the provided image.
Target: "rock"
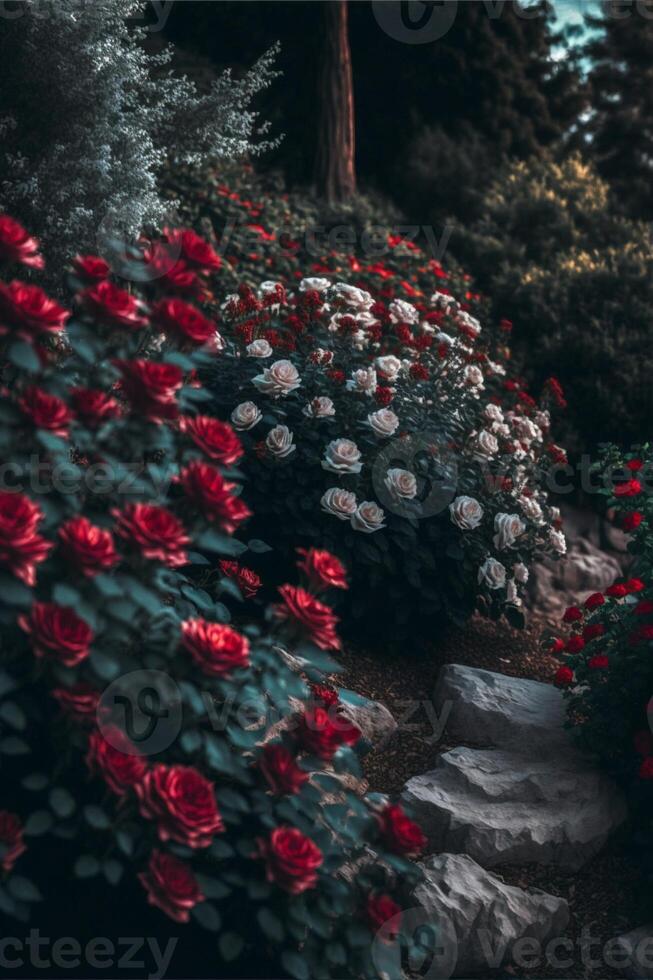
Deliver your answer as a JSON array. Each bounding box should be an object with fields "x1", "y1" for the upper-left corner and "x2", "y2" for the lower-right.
[
  {"x1": 338, "y1": 691, "x2": 398, "y2": 751},
  {"x1": 528, "y1": 537, "x2": 622, "y2": 622},
  {"x1": 402, "y1": 745, "x2": 627, "y2": 871},
  {"x1": 613, "y1": 924, "x2": 653, "y2": 978},
  {"x1": 413, "y1": 853, "x2": 569, "y2": 978},
  {"x1": 433, "y1": 664, "x2": 569, "y2": 753}
]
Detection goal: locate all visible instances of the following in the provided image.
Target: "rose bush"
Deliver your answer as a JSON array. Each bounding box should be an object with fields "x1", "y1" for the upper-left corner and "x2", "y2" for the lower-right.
[{"x1": 0, "y1": 216, "x2": 428, "y2": 979}]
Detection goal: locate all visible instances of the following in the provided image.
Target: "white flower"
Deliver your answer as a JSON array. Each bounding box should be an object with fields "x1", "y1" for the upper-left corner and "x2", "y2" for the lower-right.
[
  {"x1": 463, "y1": 365, "x2": 484, "y2": 389},
  {"x1": 513, "y1": 562, "x2": 529, "y2": 584},
  {"x1": 375, "y1": 354, "x2": 402, "y2": 382},
  {"x1": 478, "y1": 557, "x2": 507, "y2": 590},
  {"x1": 231, "y1": 401, "x2": 262, "y2": 431},
  {"x1": 346, "y1": 366, "x2": 377, "y2": 396},
  {"x1": 321, "y1": 488, "x2": 357, "y2": 520},
  {"x1": 367, "y1": 408, "x2": 399, "y2": 437},
  {"x1": 549, "y1": 528, "x2": 567, "y2": 555},
  {"x1": 384, "y1": 468, "x2": 417, "y2": 501},
  {"x1": 311, "y1": 348, "x2": 333, "y2": 366},
  {"x1": 474, "y1": 430, "x2": 499, "y2": 458},
  {"x1": 299, "y1": 277, "x2": 330, "y2": 292},
  {"x1": 506, "y1": 579, "x2": 522, "y2": 606},
  {"x1": 389, "y1": 298, "x2": 419, "y2": 324},
  {"x1": 351, "y1": 501, "x2": 386, "y2": 533},
  {"x1": 246, "y1": 339, "x2": 273, "y2": 358},
  {"x1": 458, "y1": 311, "x2": 482, "y2": 337},
  {"x1": 252, "y1": 359, "x2": 301, "y2": 398},
  {"x1": 492, "y1": 423, "x2": 511, "y2": 439},
  {"x1": 485, "y1": 359, "x2": 506, "y2": 377},
  {"x1": 513, "y1": 416, "x2": 541, "y2": 443},
  {"x1": 259, "y1": 281, "x2": 283, "y2": 297},
  {"x1": 493, "y1": 513, "x2": 526, "y2": 550},
  {"x1": 449, "y1": 495, "x2": 484, "y2": 530},
  {"x1": 322, "y1": 439, "x2": 362, "y2": 474},
  {"x1": 430, "y1": 291, "x2": 458, "y2": 312},
  {"x1": 303, "y1": 396, "x2": 336, "y2": 418},
  {"x1": 535, "y1": 410, "x2": 550, "y2": 432},
  {"x1": 331, "y1": 283, "x2": 374, "y2": 311},
  {"x1": 519, "y1": 496, "x2": 544, "y2": 525},
  {"x1": 484, "y1": 403, "x2": 504, "y2": 424},
  {"x1": 266, "y1": 424, "x2": 295, "y2": 458},
  {"x1": 205, "y1": 331, "x2": 225, "y2": 354}
]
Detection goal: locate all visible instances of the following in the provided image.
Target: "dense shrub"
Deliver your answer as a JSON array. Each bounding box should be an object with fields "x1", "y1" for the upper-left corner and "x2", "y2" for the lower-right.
[
  {"x1": 453, "y1": 155, "x2": 653, "y2": 450},
  {"x1": 0, "y1": 215, "x2": 429, "y2": 979}
]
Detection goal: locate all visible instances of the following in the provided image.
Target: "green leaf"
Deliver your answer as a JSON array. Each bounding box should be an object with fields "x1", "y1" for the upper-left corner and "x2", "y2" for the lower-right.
[
  {"x1": 52, "y1": 584, "x2": 81, "y2": 608},
  {"x1": 8, "y1": 340, "x2": 40, "y2": 373},
  {"x1": 248, "y1": 539, "x2": 273, "y2": 554},
  {"x1": 103, "y1": 859, "x2": 124, "y2": 886},
  {"x1": 23, "y1": 810, "x2": 53, "y2": 836},
  {"x1": 74, "y1": 855, "x2": 100, "y2": 878},
  {"x1": 8, "y1": 875, "x2": 42, "y2": 903},
  {"x1": 0, "y1": 701, "x2": 26, "y2": 731},
  {"x1": 192, "y1": 901, "x2": 222, "y2": 932},
  {"x1": 84, "y1": 805, "x2": 110, "y2": 830},
  {"x1": 0, "y1": 574, "x2": 33, "y2": 608},
  {"x1": 50, "y1": 787, "x2": 76, "y2": 818},
  {"x1": 21, "y1": 772, "x2": 48, "y2": 792},
  {"x1": 281, "y1": 950, "x2": 310, "y2": 980},
  {"x1": 218, "y1": 933, "x2": 244, "y2": 962},
  {"x1": 197, "y1": 529, "x2": 247, "y2": 556},
  {"x1": 0, "y1": 736, "x2": 29, "y2": 756},
  {"x1": 258, "y1": 907, "x2": 285, "y2": 943}
]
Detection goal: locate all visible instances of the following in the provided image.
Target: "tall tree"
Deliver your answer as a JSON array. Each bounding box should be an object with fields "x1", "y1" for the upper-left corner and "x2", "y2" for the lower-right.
[
  {"x1": 313, "y1": 0, "x2": 356, "y2": 201},
  {"x1": 585, "y1": 1, "x2": 653, "y2": 218}
]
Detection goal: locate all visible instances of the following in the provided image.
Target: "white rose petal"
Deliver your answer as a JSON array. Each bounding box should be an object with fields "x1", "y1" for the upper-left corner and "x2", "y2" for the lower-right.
[
  {"x1": 321, "y1": 488, "x2": 357, "y2": 520},
  {"x1": 549, "y1": 528, "x2": 567, "y2": 555},
  {"x1": 389, "y1": 298, "x2": 419, "y2": 324},
  {"x1": 265, "y1": 424, "x2": 295, "y2": 458},
  {"x1": 484, "y1": 403, "x2": 504, "y2": 424},
  {"x1": 231, "y1": 401, "x2": 262, "y2": 431},
  {"x1": 449, "y1": 495, "x2": 484, "y2": 530},
  {"x1": 513, "y1": 562, "x2": 529, "y2": 584},
  {"x1": 474, "y1": 430, "x2": 499, "y2": 459},
  {"x1": 351, "y1": 501, "x2": 386, "y2": 533},
  {"x1": 375, "y1": 354, "x2": 403, "y2": 382},
  {"x1": 246, "y1": 339, "x2": 273, "y2": 358},
  {"x1": 384, "y1": 468, "x2": 417, "y2": 502},
  {"x1": 493, "y1": 512, "x2": 526, "y2": 550},
  {"x1": 367, "y1": 408, "x2": 399, "y2": 437},
  {"x1": 299, "y1": 277, "x2": 330, "y2": 293},
  {"x1": 331, "y1": 283, "x2": 374, "y2": 311},
  {"x1": 322, "y1": 439, "x2": 362, "y2": 474},
  {"x1": 478, "y1": 557, "x2": 507, "y2": 590},
  {"x1": 303, "y1": 396, "x2": 336, "y2": 418},
  {"x1": 519, "y1": 496, "x2": 544, "y2": 525},
  {"x1": 252, "y1": 359, "x2": 301, "y2": 398},
  {"x1": 346, "y1": 366, "x2": 377, "y2": 396}
]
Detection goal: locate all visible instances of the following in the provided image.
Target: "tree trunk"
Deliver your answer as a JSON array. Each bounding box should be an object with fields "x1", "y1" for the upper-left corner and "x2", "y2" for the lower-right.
[{"x1": 314, "y1": 0, "x2": 356, "y2": 202}]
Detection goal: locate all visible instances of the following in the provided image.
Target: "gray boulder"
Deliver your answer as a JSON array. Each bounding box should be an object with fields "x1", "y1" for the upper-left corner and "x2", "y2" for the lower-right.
[
  {"x1": 413, "y1": 853, "x2": 569, "y2": 978},
  {"x1": 433, "y1": 664, "x2": 570, "y2": 753},
  {"x1": 338, "y1": 693, "x2": 397, "y2": 751},
  {"x1": 402, "y1": 746, "x2": 627, "y2": 871}
]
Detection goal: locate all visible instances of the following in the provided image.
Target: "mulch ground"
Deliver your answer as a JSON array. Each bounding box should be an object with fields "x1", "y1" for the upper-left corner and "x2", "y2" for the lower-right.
[{"x1": 337, "y1": 613, "x2": 642, "y2": 980}]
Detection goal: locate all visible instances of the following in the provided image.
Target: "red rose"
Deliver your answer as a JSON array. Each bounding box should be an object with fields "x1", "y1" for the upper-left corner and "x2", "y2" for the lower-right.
[
  {"x1": 135, "y1": 764, "x2": 224, "y2": 849},
  {"x1": 626, "y1": 459, "x2": 643, "y2": 472},
  {"x1": 622, "y1": 512, "x2": 643, "y2": 532},
  {"x1": 113, "y1": 503, "x2": 189, "y2": 568},
  {"x1": 584, "y1": 593, "x2": 605, "y2": 611},
  {"x1": 562, "y1": 606, "x2": 583, "y2": 623},
  {"x1": 0, "y1": 491, "x2": 52, "y2": 586},
  {"x1": 629, "y1": 625, "x2": 653, "y2": 645},
  {"x1": 86, "y1": 727, "x2": 147, "y2": 796},
  {"x1": 374, "y1": 386, "x2": 394, "y2": 406},
  {"x1": 115, "y1": 359, "x2": 183, "y2": 423},
  {"x1": 0, "y1": 811, "x2": 26, "y2": 872},
  {"x1": 634, "y1": 731, "x2": 653, "y2": 756},
  {"x1": 181, "y1": 619, "x2": 250, "y2": 676},
  {"x1": 18, "y1": 602, "x2": 93, "y2": 666},
  {"x1": 180, "y1": 416, "x2": 243, "y2": 465},
  {"x1": 256, "y1": 827, "x2": 323, "y2": 895},
  {"x1": 626, "y1": 578, "x2": 646, "y2": 593},
  {"x1": 152, "y1": 298, "x2": 216, "y2": 346},
  {"x1": 549, "y1": 637, "x2": 565, "y2": 654},
  {"x1": 259, "y1": 743, "x2": 308, "y2": 795},
  {"x1": 614, "y1": 479, "x2": 642, "y2": 498},
  {"x1": 635, "y1": 600, "x2": 653, "y2": 616},
  {"x1": 273, "y1": 585, "x2": 341, "y2": 651},
  {"x1": 296, "y1": 706, "x2": 360, "y2": 760},
  {"x1": 377, "y1": 804, "x2": 426, "y2": 857},
  {"x1": 606, "y1": 583, "x2": 629, "y2": 598},
  {"x1": 565, "y1": 636, "x2": 585, "y2": 654},
  {"x1": 80, "y1": 280, "x2": 147, "y2": 329},
  {"x1": 554, "y1": 665, "x2": 574, "y2": 688},
  {"x1": 583, "y1": 624, "x2": 605, "y2": 641},
  {"x1": 73, "y1": 255, "x2": 111, "y2": 282},
  {"x1": 19, "y1": 386, "x2": 71, "y2": 437},
  {"x1": 52, "y1": 683, "x2": 99, "y2": 724},
  {"x1": 59, "y1": 516, "x2": 119, "y2": 577},
  {"x1": 139, "y1": 850, "x2": 204, "y2": 924},
  {"x1": 0, "y1": 216, "x2": 44, "y2": 269},
  {"x1": 70, "y1": 388, "x2": 121, "y2": 428},
  {"x1": 588, "y1": 654, "x2": 609, "y2": 669},
  {"x1": 309, "y1": 683, "x2": 340, "y2": 708},
  {"x1": 179, "y1": 461, "x2": 251, "y2": 533},
  {"x1": 168, "y1": 229, "x2": 221, "y2": 272},
  {"x1": 639, "y1": 757, "x2": 653, "y2": 780},
  {"x1": 296, "y1": 548, "x2": 348, "y2": 592},
  {"x1": 366, "y1": 893, "x2": 402, "y2": 942},
  {"x1": 218, "y1": 560, "x2": 261, "y2": 598},
  {"x1": 0, "y1": 280, "x2": 69, "y2": 340},
  {"x1": 147, "y1": 246, "x2": 200, "y2": 295}
]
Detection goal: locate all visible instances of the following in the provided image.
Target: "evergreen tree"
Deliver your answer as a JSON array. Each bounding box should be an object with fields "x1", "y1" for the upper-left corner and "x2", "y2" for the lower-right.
[
  {"x1": 584, "y1": 0, "x2": 653, "y2": 218},
  {"x1": 0, "y1": 0, "x2": 278, "y2": 272}
]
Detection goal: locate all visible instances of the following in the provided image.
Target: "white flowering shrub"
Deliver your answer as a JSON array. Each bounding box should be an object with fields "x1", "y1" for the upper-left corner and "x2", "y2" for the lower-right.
[
  {"x1": 0, "y1": 0, "x2": 278, "y2": 276},
  {"x1": 209, "y1": 278, "x2": 567, "y2": 640}
]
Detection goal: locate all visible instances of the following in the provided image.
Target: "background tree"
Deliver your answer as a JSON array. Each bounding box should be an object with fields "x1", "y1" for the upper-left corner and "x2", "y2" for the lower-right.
[{"x1": 313, "y1": 0, "x2": 356, "y2": 202}]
